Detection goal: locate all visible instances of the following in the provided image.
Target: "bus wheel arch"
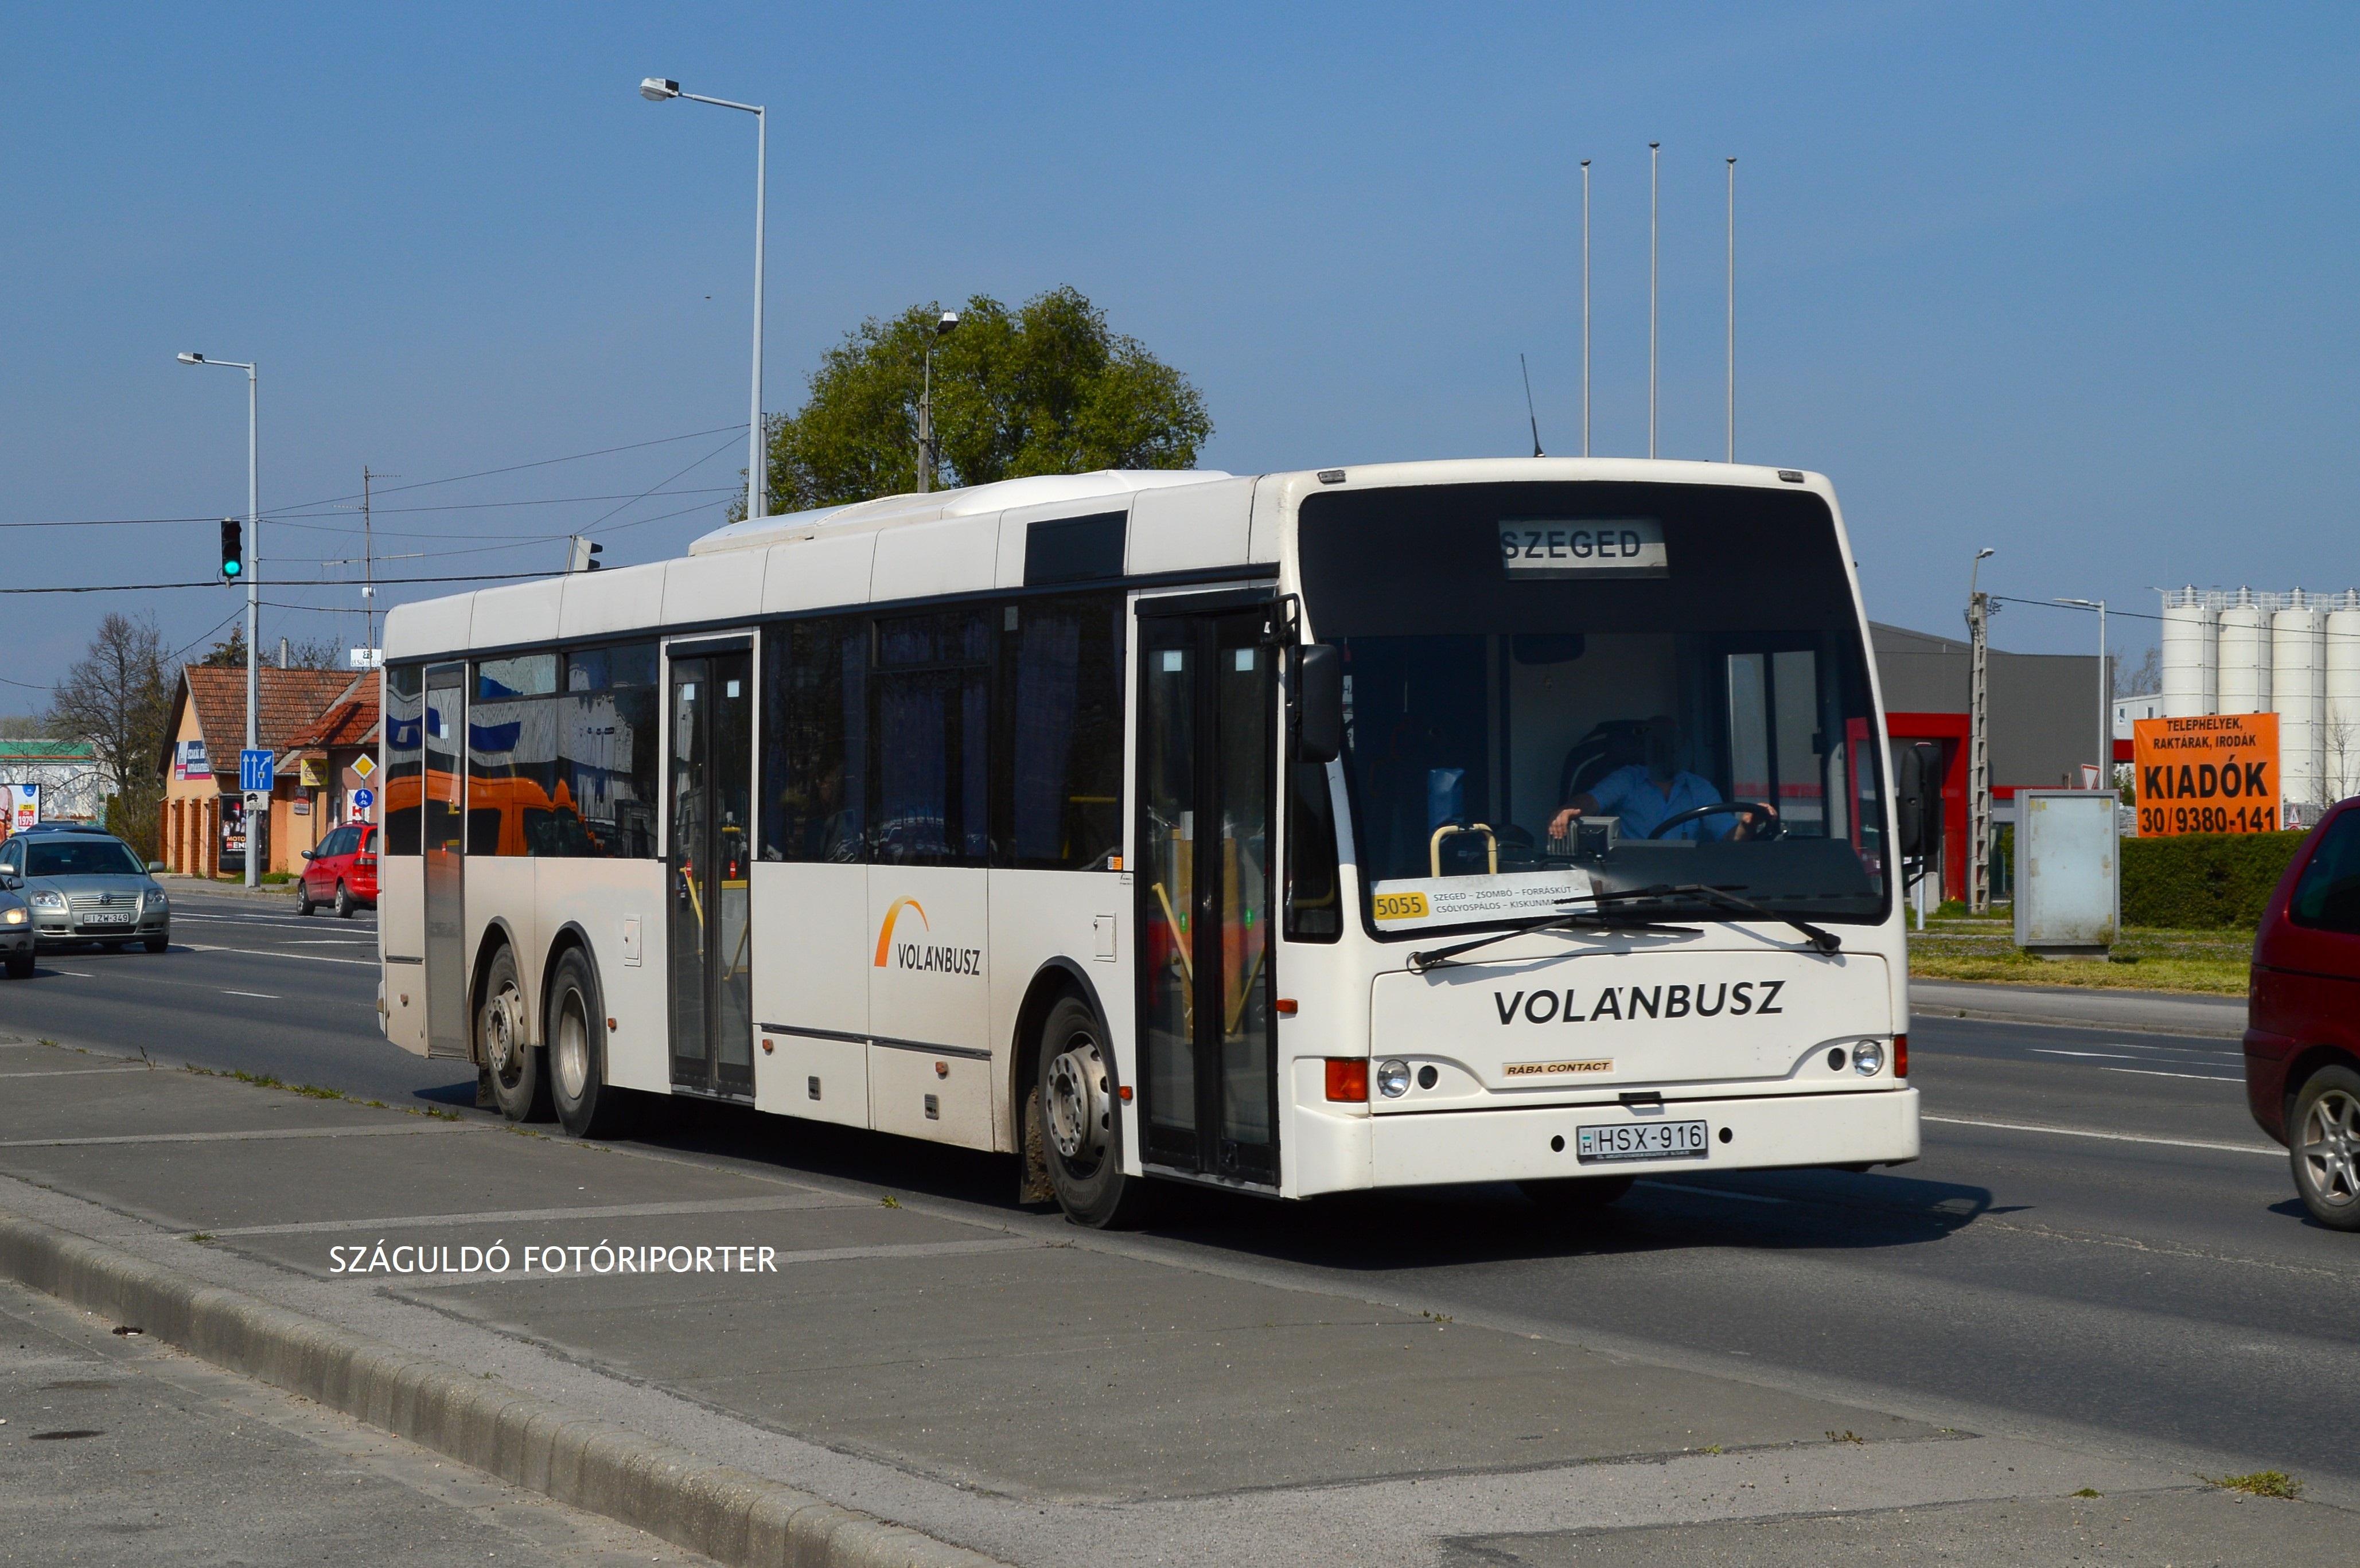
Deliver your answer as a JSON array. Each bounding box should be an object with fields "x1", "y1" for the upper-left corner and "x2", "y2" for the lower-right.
[
  {"x1": 542, "y1": 927, "x2": 631, "y2": 1140},
  {"x1": 1011, "y1": 961, "x2": 1109, "y2": 1201},
  {"x1": 473, "y1": 925, "x2": 549, "y2": 1122},
  {"x1": 1021, "y1": 967, "x2": 1148, "y2": 1229}
]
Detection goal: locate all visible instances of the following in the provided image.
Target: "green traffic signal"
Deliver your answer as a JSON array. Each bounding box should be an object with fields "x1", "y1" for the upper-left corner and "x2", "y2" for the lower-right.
[{"x1": 219, "y1": 518, "x2": 243, "y2": 580}]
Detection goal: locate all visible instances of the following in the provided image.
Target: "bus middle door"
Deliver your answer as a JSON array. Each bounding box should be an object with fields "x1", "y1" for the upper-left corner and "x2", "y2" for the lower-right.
[{"x1": 665, "y1": 640, "x2": 755, "y2": 1100}]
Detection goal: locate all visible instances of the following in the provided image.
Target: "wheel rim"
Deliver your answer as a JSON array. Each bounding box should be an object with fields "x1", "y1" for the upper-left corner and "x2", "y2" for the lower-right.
[
  {"x1": 483, "y1": 982, "x2": 525, "y2": 1088},
  {"x1": 1046, "y1": 1035, "x2": 1111, "y2": 1168},
  {"x1": 554, "y1": 994, "x2": 590, "y2": 1101},
  {"x1": 2299, "y1": 1089, "x2": 2360, "y2": 1208}
]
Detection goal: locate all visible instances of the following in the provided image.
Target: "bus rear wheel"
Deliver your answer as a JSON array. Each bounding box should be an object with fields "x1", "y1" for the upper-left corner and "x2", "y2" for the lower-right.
[
  {"x1": 1038, "y1": 995, "x2": 1148, "y2": 1229},
  {"x1": 478, "y1": 946, "x2": 550, "y2": 1122},
  {"x1": 548, "y1": 948, "x2": 631, "y2": 1140}
]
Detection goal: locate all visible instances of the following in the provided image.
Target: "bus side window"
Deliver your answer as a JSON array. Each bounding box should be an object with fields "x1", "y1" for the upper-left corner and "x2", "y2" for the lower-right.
[
  {"x1": 383, "y1": 663, "x2": 425, "y2": 855},
  {"x1": 760, "y1": 616, "x2": 867, "y2": 864},
  {"x1": 1000, "y1": 591, "x2": 1124, "y2": 871},
  {"x1": 1285, "y1": 762, "x2": 1342, "y2": 942}
]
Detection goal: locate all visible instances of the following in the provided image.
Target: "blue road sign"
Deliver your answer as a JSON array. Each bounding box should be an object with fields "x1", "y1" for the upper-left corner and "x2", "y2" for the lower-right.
[
  {"x1": 352, "y1": 787, "x2": 375, "y2": 811},
  {"x1": 240, "y1": 748, "x2": 274, "y2": 794}
]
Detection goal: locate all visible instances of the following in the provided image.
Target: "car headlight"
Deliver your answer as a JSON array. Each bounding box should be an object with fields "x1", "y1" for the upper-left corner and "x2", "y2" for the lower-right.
[
  {"x1": 2, "y1": 907, "x2": 25, "y2": 925},
  {"x1": 28, "y1": 890, "x2": 64, "y2": 910},
  {"x1": 145, "y1": 891, "x2": 168, "y2": 913}
]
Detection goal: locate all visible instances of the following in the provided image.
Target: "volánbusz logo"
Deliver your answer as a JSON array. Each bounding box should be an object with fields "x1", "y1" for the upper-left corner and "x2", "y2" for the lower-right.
[
  {"x1": 1492, "y1": 980, "x2": 1784, "y2": 1024},
  {"x1": 873, "y1": 897, "x2": 982, "y2": 977}
]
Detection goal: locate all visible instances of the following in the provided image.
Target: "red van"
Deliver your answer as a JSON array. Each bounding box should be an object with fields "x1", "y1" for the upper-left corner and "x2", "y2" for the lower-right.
[
  {"x1": 297, "y1": 822, "x2": 378, "y2": 918},
  {"x1": 2246, "y1": 801, "x2": 2360, "y2": 1228}
]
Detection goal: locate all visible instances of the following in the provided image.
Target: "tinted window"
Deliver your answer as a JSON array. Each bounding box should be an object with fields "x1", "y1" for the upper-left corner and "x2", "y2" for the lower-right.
[
  {"x1": 566, "y1": 643, "x2": 658, "y2": 693},
  {"x1": 872, "y1": 610, "x2": 992, "y2": 865},
  {"x1": 1000, "y1": 593, "x2": 1124, "y2": 869},
  {"x1": 2291, "y1": 811, "x2": 2360, "y2": 935},
  {"x1": 1286, "y1": 762, "x2": 1342, "y2": 941},
  {"x1": 557, "y1": 684, "x2": 660, "y2": 858},
  {"x1": 1025, "y1": 513, "x2": 1126, "y2": 586},
  {"x1": 760, "y1": 617, "x2": 867, "y2": 863},
  {"x1": 478, "y1": 654, "x2": 557, "y2": 699},
  {"x1": 27, "y1": 840, "x2": 145, "y2": 877},
  {"x1": 384, "y1": 665, "x2": 425, "y2": 855}
]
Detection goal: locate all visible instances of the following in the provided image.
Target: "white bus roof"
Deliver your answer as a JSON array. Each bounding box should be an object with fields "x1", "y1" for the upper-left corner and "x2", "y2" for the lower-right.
[{"x1": 383, "y1": 458, "x2": 1825, "y2": 661}]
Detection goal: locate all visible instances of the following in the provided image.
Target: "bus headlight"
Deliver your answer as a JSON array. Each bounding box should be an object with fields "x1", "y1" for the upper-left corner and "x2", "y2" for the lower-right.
[
  {"x1": 1377, "y1": 1059, "x2": 1412, "y2": 1098},
  {"x1": 1851, "y1": 1040, "x2": 1885, "y2": 1076}
]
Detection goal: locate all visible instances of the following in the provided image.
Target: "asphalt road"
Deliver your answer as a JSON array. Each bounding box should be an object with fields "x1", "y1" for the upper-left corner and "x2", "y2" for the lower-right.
[{"x1": 3, "y1": 891, "x2": 2350, "y2": 1493}]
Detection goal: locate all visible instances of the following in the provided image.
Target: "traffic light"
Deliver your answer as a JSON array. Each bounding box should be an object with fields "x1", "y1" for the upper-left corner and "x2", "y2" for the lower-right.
[
  {"x1": 219, "y1": 518, "x2": 243, "y2": 580},
  {"x1": 566, "y1": 535, "x2": 603, "y2": 573}
]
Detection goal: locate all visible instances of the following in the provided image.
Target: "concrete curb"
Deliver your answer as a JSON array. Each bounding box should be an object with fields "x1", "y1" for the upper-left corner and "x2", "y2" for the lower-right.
[
  {"x1": 0, "y1": 1210, "x2": 1005, "y2": 1568},
  {"x1": 1909, "y1": 980, "x2": 2245, "y2": 1039}
]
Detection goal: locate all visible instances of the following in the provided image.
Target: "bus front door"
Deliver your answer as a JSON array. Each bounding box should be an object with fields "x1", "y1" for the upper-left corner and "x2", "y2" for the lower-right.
[
  {"x1": 1137, "y1": 609, "x2": 1278, "y2": 1186},
  {"x1": 423, "y1": 663, "x2": 469, "y2": 1060},
  {"x1": 665, "y1": 645, "x2": 755, "y2": 1099}
]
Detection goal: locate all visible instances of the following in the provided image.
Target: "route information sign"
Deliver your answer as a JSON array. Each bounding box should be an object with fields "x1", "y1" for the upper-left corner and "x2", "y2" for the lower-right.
[{"x1": 2131, "y1": 713, "x2": 2280, "y2": 835}]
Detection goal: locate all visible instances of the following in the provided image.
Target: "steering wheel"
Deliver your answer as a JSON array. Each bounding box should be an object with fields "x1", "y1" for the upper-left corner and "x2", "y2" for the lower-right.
[{"x1": 1647, "y1": 799, "x2": 1780, "y2": 841}]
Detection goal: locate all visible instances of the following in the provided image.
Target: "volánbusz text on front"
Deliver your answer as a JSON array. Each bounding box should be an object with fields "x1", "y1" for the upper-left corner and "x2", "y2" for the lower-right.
[{"x1": 373, "y1": 457, "x2": 1922, "y2": 1227}]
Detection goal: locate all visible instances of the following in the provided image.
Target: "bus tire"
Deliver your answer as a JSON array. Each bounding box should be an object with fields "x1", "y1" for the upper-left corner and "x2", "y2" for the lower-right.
[
  {"x1": 1038, "y1": 994, "x2": 1148, "y2": 1229},
  {"x1": 478, "y1": 945, "x2": 550, "y2": 1122},
  {"x1": 1519, "y1": 1175, "x2": 1634, "y2": 1213},
  {"x1": 548, "y1": 947, "x2": 632, "y2": 1140}
]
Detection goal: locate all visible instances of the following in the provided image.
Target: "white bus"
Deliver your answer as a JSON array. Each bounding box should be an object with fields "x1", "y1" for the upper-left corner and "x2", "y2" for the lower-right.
[{"x1": 378, "y1": 458, "x2": 1922, "y2": 1226}]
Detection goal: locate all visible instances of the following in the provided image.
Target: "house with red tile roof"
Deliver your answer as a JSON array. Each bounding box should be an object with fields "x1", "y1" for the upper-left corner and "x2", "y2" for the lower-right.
[
  {"x1": 157, "y1": 665, "x2": 354, "y2": 877},
  {"x1": 274, "y1": 670, "x2": 382, "y2": 863}
]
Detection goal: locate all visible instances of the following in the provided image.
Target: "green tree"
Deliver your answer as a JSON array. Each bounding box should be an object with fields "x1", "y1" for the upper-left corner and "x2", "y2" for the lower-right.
[
  {"x1": 199, "y1": 627, "x2": 247, "y2": 668},
  {"x1": 755, "y1": 286, "x2": 1213, "y2": 513},
  {"x1": 45, "y1": 613, "x2": 171, "y2": 859}
]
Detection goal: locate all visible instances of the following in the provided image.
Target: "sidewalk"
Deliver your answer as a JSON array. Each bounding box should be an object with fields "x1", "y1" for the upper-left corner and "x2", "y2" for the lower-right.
[
  {"x1": 0, "y1": 1034, "x2": 2325, "y2": 1566},
  {"x1": 1910, "y1": 978, "x2": 2246, "y2": 1038}
]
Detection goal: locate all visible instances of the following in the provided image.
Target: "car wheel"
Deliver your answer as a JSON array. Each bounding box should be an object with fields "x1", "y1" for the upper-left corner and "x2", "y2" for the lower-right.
[
  {"x1": 478, "y1": 946, "x2": 550, "y2": 1122},
  {"x1": 548, "y1": 948, "x2": 633, "y2": 1139},
  {"x1": 143, "y1": 932, "x2": 169, "y2": 953},
  {"x1": 334, "y1": 881, "x2": 356, "y2": 919},
  {"x1": 1519, "y1": 1175, "x2": 1637, "y2": 1214},
  {"x1": 296, "y1": 884, "x2": 314, "y2": 916},
  {"x1": 1038, "y1": 994, "x2": 1150, "y2": 1228},
  {"x1": 2291, "y1": 1066, "x2": 2360, "y2": 1231},
  {"x1": 4, "y1": 954, "x2": 32, "y2": 980}
]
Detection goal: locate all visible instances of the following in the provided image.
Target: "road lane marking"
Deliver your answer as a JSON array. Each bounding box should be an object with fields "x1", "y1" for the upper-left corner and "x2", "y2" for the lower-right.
[
  {"x1": 0, "y1": 1124, "x2": 487, "y2": 1149},
  {"x1": 1921, "y1": 1113, "x2": 2277, "y2": 1156},
  {"x1": 0, "y1": 1067, "x2": 154, "y2": 1079},
  {"x1": 207, "y1": 1193, "x2": 856, "y2": 1237},
  {"x1": 2031, "y1": 1048, "x2": 2140, "y2": 1059},
  {"x1": 2102, "y1": 1067, "x2": 2243, "y2": 1083},
  {"x1": 219, "y1": 990, "x2": 281, "y2": 1000},
  {"x1": 181, "y1": 943, "x2": 375, "y2": 968}
]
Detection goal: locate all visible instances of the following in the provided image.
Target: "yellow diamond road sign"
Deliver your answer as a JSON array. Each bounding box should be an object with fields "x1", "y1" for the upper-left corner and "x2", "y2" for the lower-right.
[{"x1": 351, "y1": 754, "x2": 377, "y2": 781}]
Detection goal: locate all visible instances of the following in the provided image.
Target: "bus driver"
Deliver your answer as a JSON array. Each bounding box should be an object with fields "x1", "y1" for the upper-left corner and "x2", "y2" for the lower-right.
[{"x1": 1547, "y1": 713, "x2": 1772, "y2": 844}]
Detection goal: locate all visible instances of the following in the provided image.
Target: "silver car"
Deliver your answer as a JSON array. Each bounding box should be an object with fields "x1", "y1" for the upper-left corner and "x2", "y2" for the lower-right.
[
  {"x1": 0, "y1": 831, "x2": 169, "y2": 954},
  {"x1": 0, "y1": 880, "x2": 31, "y2": 978}
]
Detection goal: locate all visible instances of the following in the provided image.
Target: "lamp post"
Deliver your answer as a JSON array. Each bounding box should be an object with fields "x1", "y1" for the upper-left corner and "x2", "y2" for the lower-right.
[
  {"x1": 177, "y1": 350, "x2": 260, "y2": 888},
  {"x1": 916, "y1": 309, "x2": 961, "y2": 493},
  {"x1": 641, "y1": 77, "x2": 768, "y2": 522},
  {"x1": 1968, "y1": 547, "x2": 1995, "y2": 913},
  {"x1": 2057, "y1": 597, "x2": 2110, "y2": 788}
]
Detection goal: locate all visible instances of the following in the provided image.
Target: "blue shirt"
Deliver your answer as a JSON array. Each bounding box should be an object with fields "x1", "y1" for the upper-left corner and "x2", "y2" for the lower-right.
[{"x1": 1586, "y1": 765, "x2": 1732, "y2": 841}]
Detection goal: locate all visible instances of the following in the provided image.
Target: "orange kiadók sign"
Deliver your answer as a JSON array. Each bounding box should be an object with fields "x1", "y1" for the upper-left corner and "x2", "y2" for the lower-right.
[{"x1": 2131, "y1": 712, "x2": 2280, "y2": 836}]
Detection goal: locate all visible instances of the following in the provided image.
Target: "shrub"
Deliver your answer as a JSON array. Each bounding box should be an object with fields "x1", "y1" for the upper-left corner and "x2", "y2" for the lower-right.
[{"x1": 2121, "y1": 830, "x2": 2310, "y2": 929}]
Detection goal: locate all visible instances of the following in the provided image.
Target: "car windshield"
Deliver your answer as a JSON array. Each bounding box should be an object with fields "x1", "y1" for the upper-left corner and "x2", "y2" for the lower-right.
[
  {"x1": 26, "y1": 839, "x2": 145, "y2": 877},
  {"x1": 1298, "y1": 480, "x2": 1888, "y2": 936}
]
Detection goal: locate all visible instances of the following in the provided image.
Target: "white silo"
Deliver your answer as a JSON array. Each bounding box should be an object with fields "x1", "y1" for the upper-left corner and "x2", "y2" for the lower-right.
[
  {"x1": 2217, "y1": 591, "x2": 2273, "y2": 715},
  {"x1": 2328, "y1": 589, "x2": 2360, "y2": 803},
  {"x1": 2159, "y1": 587, "x2": 2217, "y2": 719},
  {"x1": 2273, "y1": 594, "x2": 2327, "y2": 808}
]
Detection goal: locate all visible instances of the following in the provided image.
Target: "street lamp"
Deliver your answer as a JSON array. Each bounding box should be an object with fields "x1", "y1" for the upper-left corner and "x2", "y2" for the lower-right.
[
  {"x1": 640, "y1": 76, "x2": 768, "y2": 522},
  {"x1": 179, "y1": 349, "x2": 262, "y2": 889},
  {"x1": 2057, "y1": 597, "x2": 2110, "y2": 789},
  {"x1": 917, "y1": 309, "x2": 960, "y2": 493}
]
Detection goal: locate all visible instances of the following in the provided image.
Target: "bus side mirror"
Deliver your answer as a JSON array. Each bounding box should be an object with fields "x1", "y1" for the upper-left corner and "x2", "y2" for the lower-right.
[
  {"x1": 1896, "y1": 740, "x2": 1938, "y2": 860},
  {"x1": 1293, "y1": 643, "x2": 1342, "y2": 765}
]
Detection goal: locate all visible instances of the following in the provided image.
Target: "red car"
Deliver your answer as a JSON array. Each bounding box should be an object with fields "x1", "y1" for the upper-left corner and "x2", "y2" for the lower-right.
[
  {"x1": 2246, "y1": 799, "x2": 2360, "y2": 1228},
  {"x1": 297, "y1": 822, "x2": 378, "y2": 918}
]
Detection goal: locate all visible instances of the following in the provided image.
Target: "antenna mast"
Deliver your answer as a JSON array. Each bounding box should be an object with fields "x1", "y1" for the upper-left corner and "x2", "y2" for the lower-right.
[{"x1": 1520, "y1": 354, "x2": 1543, "y2": 457}]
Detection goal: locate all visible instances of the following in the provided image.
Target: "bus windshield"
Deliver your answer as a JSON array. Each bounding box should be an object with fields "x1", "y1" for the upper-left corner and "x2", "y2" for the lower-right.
[{"x1": 1298, "y1": 480, "x2": 1888, "y2": 937}]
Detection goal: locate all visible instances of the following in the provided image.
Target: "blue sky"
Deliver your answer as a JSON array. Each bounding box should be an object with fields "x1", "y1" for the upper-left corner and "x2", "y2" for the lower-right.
[{"x1": 5, "y1": 3, "x2": 2355, "y2": 706}]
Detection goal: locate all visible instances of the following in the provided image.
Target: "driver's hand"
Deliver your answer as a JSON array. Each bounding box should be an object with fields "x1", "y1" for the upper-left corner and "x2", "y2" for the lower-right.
[{"x1": 1548, "y1": 806, "x2": 1582, "y2": 840}]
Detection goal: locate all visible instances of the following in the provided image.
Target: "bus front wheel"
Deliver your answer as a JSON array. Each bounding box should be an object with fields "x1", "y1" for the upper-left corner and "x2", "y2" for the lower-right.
[
  {"x1": 1038, "y1": 995, "x2": 1148, "y2": 1230},
  {"x1": 478, "y1": 946, "x2": 550, "y2": 1122}
]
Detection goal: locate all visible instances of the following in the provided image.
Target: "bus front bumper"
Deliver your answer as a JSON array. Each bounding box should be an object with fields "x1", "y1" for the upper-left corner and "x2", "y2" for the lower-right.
[{"x1": 1292, "y1": 1085, "x2": 1921, "y2": 1196}]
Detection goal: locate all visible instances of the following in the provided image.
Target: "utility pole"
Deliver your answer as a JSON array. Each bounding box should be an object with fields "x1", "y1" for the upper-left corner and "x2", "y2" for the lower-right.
[
  {"x1": 1968, "y1": 548, "x2": 1995, "y2": 913},
  {"x1": 1648, "y1": 141, "x2": 1660, "y2": 460},
  {"x1": 916, "y1": 307, "x2": 961, "y2": 493},
  {"x1": 1726, "y1": 156, "x2": 1736, "y2": 464},
  {"x1": 361, "y1": 467, "x2": 377, "y2": 659},
  {"x1": 1580, "y1": 158, "x2": 1591, "y2": 458}
]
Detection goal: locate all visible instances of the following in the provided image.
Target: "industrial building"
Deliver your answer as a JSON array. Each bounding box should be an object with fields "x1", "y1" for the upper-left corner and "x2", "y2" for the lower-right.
[{"x1": 2159, "y1": 587, "x2": 2360, "y2": 812}]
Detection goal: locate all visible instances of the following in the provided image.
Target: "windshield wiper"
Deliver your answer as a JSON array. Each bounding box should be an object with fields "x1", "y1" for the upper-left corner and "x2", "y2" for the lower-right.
[
  {"x1": 1628, "y1": 882, "x2": 1842, "y2": 954},
  {"x1": 1407, "y1": 888, "x2": 1698, "y2": 972}
]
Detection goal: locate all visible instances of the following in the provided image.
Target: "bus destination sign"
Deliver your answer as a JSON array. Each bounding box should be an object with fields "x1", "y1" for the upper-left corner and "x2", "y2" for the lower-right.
[
  {"x1": 2131, "y1": 712, "x2": 2281, "y2": 836},
  {"x1": 1498, "y1": 517, "x2": 1667, "y2": 579}
]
